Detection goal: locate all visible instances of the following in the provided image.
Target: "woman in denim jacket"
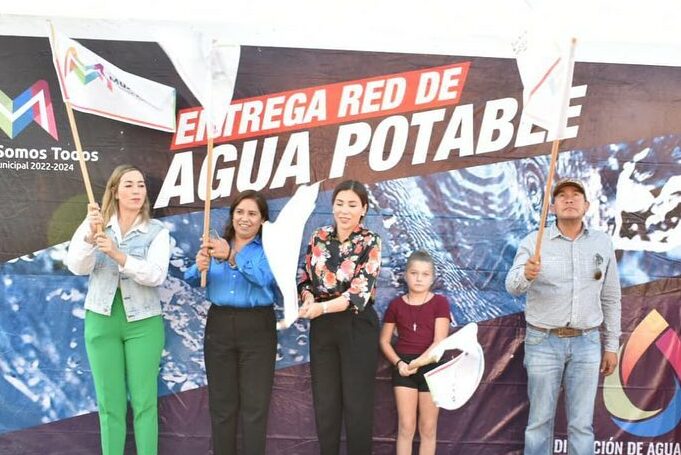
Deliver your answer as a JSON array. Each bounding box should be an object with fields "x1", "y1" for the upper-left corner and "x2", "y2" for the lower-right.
[{"x1": 66, "y1": 164, "x2": 170, "y2": 455}]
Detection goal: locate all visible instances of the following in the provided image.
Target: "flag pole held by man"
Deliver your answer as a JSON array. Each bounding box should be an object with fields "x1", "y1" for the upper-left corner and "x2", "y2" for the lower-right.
[
  {"x1": 508, "y1": 15, "x2": 622, "y2": 455},
  {"x1": 513, "y1": 22, "x2": 577, "y2": 259}
]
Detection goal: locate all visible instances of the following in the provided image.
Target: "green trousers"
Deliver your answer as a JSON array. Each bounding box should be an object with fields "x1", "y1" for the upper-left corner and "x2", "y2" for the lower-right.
[{"x1": 84, "y1": 289, "x2": 165, "y2": 455}]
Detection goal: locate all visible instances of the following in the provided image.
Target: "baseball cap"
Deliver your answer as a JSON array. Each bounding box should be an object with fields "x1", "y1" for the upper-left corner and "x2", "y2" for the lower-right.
[{"x1": 552, "y1": 178, "x2": 587, "y2": 201}]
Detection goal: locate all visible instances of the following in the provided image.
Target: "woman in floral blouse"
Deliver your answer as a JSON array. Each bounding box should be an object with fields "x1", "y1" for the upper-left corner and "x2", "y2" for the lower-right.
[{"x1": 298, "y1": 179, "x2": 382, "y2": 455}]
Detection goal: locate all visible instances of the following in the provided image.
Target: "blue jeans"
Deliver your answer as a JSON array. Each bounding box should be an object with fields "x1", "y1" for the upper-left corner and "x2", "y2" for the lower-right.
[{"x1": 523, "y1": 326, "x2": 601, "y2": 455}]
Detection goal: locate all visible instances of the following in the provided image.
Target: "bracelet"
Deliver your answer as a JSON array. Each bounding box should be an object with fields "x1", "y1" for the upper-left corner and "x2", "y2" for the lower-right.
[
  {"x1": 395, "y1": 359, "x2": 404, "y2": 368},
  {"x1": 322, "y1": 301, "x2": 328, "y2": 314}
]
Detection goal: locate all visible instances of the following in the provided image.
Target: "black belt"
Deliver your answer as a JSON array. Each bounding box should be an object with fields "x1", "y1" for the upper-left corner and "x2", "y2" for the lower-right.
[{"x1": 527, "y1": 323, "x2": 599, "y2": 338}]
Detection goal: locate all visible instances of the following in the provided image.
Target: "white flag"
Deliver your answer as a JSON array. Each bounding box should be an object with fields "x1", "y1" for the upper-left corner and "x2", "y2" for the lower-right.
[
  {"x1": 49, "y1": 26, "x2": 176, "y2": 132},
  {"x1": 513, "y1": 24, "x2": 576, "y2": 140},
  {"x1": 158, "y1": 30, "x2": 240, "y2": 137},
  {"x1": 262, "y1": 182, "x2": 321, "y2": 330},
  {"x1": 423, "y1": 323, "x2": 485, "y2": 410}
]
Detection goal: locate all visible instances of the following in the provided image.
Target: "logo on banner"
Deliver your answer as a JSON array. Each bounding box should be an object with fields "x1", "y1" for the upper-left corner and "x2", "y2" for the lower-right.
[
  {"x1": 0, "y1": 80, "x2": 59, "y2": 140},
  {"x1": 64, "y1": 47, "x2": 113, "y2": 91},
  {"x1": 603, "y1": 309, "x2": 681, "y2": 437}
]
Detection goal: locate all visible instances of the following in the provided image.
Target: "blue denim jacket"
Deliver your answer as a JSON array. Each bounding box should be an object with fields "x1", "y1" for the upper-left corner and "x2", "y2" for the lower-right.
[{"x1": 90, "y1": 219, "x2": 166, "y2": 321}]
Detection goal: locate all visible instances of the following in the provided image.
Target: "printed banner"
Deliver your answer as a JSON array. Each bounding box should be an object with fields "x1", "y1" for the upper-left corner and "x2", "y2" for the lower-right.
[{"x1": 2, "y1": 32, "x2": 681, "y2": 454}]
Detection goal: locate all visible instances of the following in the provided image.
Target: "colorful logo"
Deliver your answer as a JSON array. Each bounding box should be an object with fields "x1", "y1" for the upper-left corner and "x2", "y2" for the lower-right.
[
  {"x1": 0, "y1": 80, "x2": 59, "y2": 140},
  {"x1": 64, "y1": 47, "x2": 113, "y2": 91},
  {"x1": 604, "y1": 309, "x2": 681, "y2": 436}
]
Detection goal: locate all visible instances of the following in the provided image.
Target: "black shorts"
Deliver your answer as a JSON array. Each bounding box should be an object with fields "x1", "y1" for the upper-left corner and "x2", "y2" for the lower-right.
[{"x1": 391, "y1": 352, "x2": 441, "y2": 392}]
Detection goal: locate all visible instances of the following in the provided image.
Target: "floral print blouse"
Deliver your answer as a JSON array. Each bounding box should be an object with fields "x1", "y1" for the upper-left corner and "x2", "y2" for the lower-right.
[{"x1": 298, "y1": 224, "x2": 382, "y2": 312}]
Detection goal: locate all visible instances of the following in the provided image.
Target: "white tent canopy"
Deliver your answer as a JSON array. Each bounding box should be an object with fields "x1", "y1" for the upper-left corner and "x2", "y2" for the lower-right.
[{"x1": 1, "y1": 0, "x2": 680, "y2": 66}]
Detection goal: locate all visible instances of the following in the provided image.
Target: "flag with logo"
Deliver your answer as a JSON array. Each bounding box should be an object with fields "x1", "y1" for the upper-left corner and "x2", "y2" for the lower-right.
[
  {"x1": 48, "y1": 26, "x2": 176, "y2": 132},
  {"x1": 157, "y1": 30, "x2": 240, "y2": 137},
  {"x1": 512, "y1": 22, "x2": 575, "y2": 140}
]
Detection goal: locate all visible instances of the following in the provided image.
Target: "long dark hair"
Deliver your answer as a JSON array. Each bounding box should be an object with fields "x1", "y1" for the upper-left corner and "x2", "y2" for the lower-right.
[
  {"x1": 332, "y1": 180, "x2": 369, "y2": 220},
  {"x1": 222, "y1": 190, "x2": 269, "y2": 243}
]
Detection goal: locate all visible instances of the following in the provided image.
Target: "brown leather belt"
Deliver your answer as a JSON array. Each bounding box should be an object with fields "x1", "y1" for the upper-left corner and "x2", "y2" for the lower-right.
[{"x1": 527, "y1": 323, "x2": 598, "y2": 338}]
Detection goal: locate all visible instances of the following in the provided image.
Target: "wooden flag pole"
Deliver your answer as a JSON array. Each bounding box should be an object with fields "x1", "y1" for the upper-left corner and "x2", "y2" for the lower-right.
[
  {"x1": 200, "y1": 132, "x2": 215, "y2": 287},
  {"x1": 49, "y1": 22, "x2": 100, "y2": 232},
  {"x1": 533, "y1": 139, "x2": 560, "y2": 259},
  {"x1": 65, "y1": 101, "x2": 103, "y2": 235},
  {"x1": 532, "y1": 38, "x2": 577, "y2": 260},
  {"x1": 64, "y1": 101, "x2": 96, "y2": 205}
]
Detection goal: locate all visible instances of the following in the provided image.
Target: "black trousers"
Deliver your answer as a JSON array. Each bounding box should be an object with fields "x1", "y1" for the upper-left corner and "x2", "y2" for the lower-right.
[
  {"x1": 309, "y1": 306, "x2": 380, "y2": 455},
  {"x1": 204, "y1": 304, "x2": 277, "y2": 455}
]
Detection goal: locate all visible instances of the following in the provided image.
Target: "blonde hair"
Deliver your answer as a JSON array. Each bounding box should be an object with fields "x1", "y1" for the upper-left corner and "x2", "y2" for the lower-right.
[{"x1": 101, "y1": 164, "x2": 151, "y2": 225}]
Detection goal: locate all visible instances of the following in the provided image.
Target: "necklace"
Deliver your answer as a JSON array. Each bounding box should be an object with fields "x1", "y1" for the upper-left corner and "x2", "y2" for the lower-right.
[{"x1": 406, "y1": 292, "x2": 429, "y2": 331}]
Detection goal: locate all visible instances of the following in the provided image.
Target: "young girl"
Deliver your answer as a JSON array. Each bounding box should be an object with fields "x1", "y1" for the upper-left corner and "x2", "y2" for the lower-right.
[{"x1": 380, "y1": 251, "x2": 451, "y2": 455}]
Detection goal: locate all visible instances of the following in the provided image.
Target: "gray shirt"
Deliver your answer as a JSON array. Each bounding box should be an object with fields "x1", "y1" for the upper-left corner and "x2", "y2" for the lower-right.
[{"x1": 505, "y1": 223, "x2": 621, "y2": 352}]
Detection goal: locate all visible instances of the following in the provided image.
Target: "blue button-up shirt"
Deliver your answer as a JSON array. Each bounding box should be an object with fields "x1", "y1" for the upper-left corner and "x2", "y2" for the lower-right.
[
  {"x1": 505, "y1": 223, "x2": 622, "y2": 352},
  {"x1": 184, "y1": 236, "x2": 276, "y2": 308}
]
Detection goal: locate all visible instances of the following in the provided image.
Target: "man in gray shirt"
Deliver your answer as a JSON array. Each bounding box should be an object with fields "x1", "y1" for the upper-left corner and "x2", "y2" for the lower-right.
[{"x1": 506, "y1": 178, "x2": 621, "y2": 455}]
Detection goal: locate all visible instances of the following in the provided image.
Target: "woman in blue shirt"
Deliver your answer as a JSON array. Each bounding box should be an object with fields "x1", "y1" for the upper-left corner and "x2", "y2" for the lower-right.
[{"x1": 184, "y1": 190, "x2": 277, "y2": 455}]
